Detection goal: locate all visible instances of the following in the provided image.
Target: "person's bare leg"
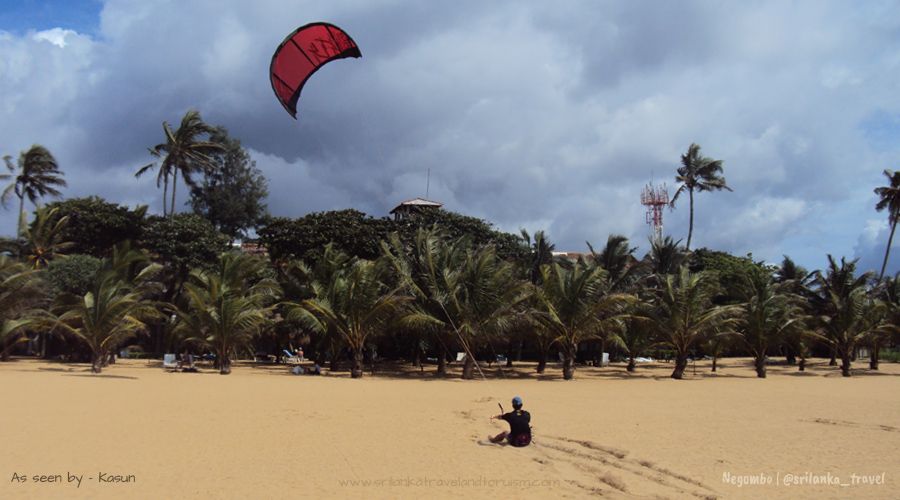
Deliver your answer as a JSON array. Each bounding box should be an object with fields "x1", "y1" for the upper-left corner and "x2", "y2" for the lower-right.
[{"x1": 489, "y1": 431, "x2": 508, "y2": 444}]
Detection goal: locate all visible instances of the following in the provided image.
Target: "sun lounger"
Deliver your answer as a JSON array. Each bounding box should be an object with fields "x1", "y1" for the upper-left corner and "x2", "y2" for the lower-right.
[
  {"x1": 282, "y1": 349, "x2": 301, "y2": 365},
  {"x1": 162, "y1": 353, "x2": 179, "y2": 371}
]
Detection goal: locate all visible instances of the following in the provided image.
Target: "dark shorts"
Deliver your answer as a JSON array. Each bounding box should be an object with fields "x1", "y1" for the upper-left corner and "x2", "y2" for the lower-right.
[{"x1": 507, "y1": 433, "x2": 531, "y2": 447}]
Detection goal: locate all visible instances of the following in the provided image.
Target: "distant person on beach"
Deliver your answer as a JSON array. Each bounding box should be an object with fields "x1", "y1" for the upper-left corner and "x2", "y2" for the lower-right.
[{"x1": 490, "y1": 396, "x2": 531, "y2": 447}]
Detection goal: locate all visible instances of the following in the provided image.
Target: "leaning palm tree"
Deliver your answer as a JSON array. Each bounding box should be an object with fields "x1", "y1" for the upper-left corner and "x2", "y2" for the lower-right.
[
  {"x1": 0, "y1": 256, "x2": 45, "y2": 361},
  {"x1": 734, "y1": 269, "x2": 804, "y2": 378},
  {"x1": 874, "y1": 169, "x2": 900, "y2": 280},
  {"x1": 137, "y1": 110, "x2": 221, "y2": 217},
  {"x1": 646, "y1": 266, "x2": 739, "y2": 379},
  {"x1": 288, "y1": 257, "x2": 407, "y2": 378},
  {"x1": 3, "y1": 145, "x2": 67, "y2": 235},
  {"x1": 174, "y1": 252, "x2": 280, "y2": 374},
  {"x1": 670, "y1": 143, "x2": 731, "y2": 250},
  {"x1": 532, "y1": 259, "x2": 633, "y2": 380}
]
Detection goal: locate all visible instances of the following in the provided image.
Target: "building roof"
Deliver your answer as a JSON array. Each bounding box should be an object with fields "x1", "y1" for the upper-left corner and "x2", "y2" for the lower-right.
[{"x1": 389, "y1": 197, "x2": 443, "y2": 214}]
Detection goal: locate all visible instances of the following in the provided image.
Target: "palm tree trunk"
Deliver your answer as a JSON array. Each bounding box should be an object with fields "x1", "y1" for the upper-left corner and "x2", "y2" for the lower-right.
[
  {"x1": 829, "y1": 347, "x2": 837, "y2": 366},
  {"x1": 462, "y1": 354, "x2": 475, "y2": 380},
  {"x1": 436, "y1": 342, "x2": 447, "y2": 376},
  {"x1": 170, "y1": 173, "x2": 177, "y2": 217},
  {"x1": 626, "y1": 354, "x2": 636, "y2": 372},
  {"x1": 91, "y1": 351, "x2": 104, "y2": 373},
  {"x1": 17, "y1": 194, "x2": 25, "y2": 236},
  {"x1": 671, "y1": 352, "x2": 689, "y2": 379},
  {"x1": 879, "y1": 220, "x2": 897, "y2": 280},
  {"x1": 754, "y1": 354, "x2": 766, "y2": 378},
  {"x1": 869, "y1": 342, "x2": 879, "y2": 370},
  {"x1": 351, "y1": 348, "x2": 363, "y2": 378},
  {"x1": 711, "y1": 356, "x2": 718, "y2": 372},
  {"x1": 536, "y1": 344, "x2": 547, "y2": 374},
  {"x1": 839, "y1": 348, "x2": 851, "y2": 377},
  {"x1": 162, "y1": 172, "x2": 169, "y2": 217},
  {"x1": 219, "y1": 347, "x2": 231, "y2": 374},
  {"x1": 798, "y1": 356, "x2": 806, "y2": 371},
  {"x1": 686, "y1": 188, "x2": 694, "y2": 250},
  {"x1": 562, "y1": 342, "x2": 576, "y2": 380}
]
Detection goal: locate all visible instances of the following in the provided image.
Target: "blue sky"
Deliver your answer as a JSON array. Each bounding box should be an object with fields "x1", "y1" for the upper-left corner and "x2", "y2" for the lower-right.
[
  {"x1": 2, "y1": 0, "x2": 900, "y2": 275},
  {"x1": 0, "y1": 0, "x2": 100, "y2": 34}
]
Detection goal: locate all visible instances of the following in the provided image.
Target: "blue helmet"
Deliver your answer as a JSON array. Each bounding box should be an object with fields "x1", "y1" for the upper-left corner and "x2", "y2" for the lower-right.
[{"x1": 512, "y1": 396, "x2": 523, "y2": 407}]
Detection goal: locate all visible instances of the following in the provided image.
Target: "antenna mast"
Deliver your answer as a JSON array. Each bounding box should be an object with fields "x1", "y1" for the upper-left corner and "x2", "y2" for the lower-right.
[{"x1": 640, "y1": 182, "x2": 669, "y2": 241}]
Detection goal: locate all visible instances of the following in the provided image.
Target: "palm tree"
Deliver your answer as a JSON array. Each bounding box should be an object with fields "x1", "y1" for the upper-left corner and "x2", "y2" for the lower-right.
[
  {"x1": 137, "y1": 110, "x2": 221, "y2": 217},
  {"x1": 646, "y1": 266, "x2": 739, "y2": 379},
  {"x1": 0, "y1": 256, "x2": 45, "y2": 361},
  {"x1": 174, "y1": 252, "x2": 280, "y2": 374},
  {"x1": 610, "y1": 302, "x2": 656, "y2": 372},
  {"x1": 383, "y1": 228, "x2": 528, "y2": 379},
  {"x1": 810, "y1": 256, "x2": 876, "y2": 377},
  {"x1": 289, "y1": 256, "x2": 407, "y2": 378},
  {"x1": 520, "y1": 229, "x2": 556, "y2": 371},
  {"x1": 3, "y1": 145, "x2": 67, "y2": 235},
  {"x1": 874, "y1": 169, "x2": 900, "y2": 280},
  {"x1": 735, "y1": 269, "x2": 804, "y2": 378},
  {"x1": 644, "y1": 235, "x2": 687, "y2": 279},
  {"x1": 520, "y1": 229, "x2": 556, "y2": 285},
  {"x1": 53, "y1": 248, "x2": 161, "y2": 373},
  {"x1": 588, "y1": 234, "x2": 637, "y2": 290},
  {"x1": 670, "y1": 143, "x2": 731, "y2": 250},
  {"x1": 18, "y1": 207, "x2": 73, "y2": 269},
  {"x1": 532, "y1": 259, "x2": 633, "y2": 380}
]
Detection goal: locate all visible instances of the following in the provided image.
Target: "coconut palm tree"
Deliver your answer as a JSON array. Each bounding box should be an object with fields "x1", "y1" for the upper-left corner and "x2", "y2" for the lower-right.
[
  {"x1": 53, "y1": 248, "x2": 162, "y2": 373},
  {"x1": 874, "y1": 169, "x2": 900, "y2": 280},
  {"x1": 670, "y1": 143, "x2": 731, "y2": 250},
  {"x1": 646, "y1": 266, "x2": 739, "y2": 379},
  {"x1": 639, "y1": 236, "x2": 688, "y2": 290},
  {"x1": 289, "y1": 256, "x2": 407, "y2": 378},
  {"x1": 610, "y1": 302, "x2": 656, "y2": 372},
  {"x1": 174, "y1": 252, "x2": 280, "y2": 374},
  {"x1": 532, "y1": 259, "x2": 633, "y2": 380},
  {"x1": 520, "y1": 229, "x2": 556, "y2": 371},
  {"x1": 18, "y1": 207, "x2": 73, "y2": 269},
  {"x1": 734, "y1": 269, "x2": 804, "y2": 378},
  {"x1": 383, "y1": 228, "x2": 528, "y2": 379},
  {"x1": 0, "y1": 256, "x2": 45, "y2": 361},
  {"x1": 872, "y1": 273, "x2": 900, "y2": 369},
  {"x1": 520, "y1": 229, "x2": 556, "y2": 285},
  {"x1": 137, "y1": 110, "x2": 221, "y2": 217},
  {"x1": 3, "y1": 145, "x2": 67, "y2": 235},
  {"x1": 588, "y1": 234, "x2": 637, "y2": 290},
  {"x1": 809, "y1": 256, "x2": 876, "y2": 377}
]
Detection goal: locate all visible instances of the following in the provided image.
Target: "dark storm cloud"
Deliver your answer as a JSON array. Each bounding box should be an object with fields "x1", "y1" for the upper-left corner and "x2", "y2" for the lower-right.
[{"x1": 3, "y1": 0, "x2": 900, "y2": 272}]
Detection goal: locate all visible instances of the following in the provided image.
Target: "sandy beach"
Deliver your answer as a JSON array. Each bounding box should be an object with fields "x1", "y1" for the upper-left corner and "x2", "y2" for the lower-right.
[{"x1": 1, "y1": 357, "x2": 897, "y2": 499}]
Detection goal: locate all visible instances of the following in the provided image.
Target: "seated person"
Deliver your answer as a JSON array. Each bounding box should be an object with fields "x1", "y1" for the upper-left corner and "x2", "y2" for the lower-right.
[{"x1": 490, "y1": 396, "x2": 532, "y2": 447}]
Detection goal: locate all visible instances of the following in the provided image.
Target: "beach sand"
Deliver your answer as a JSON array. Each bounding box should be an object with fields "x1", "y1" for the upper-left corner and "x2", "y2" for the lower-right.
[{"x1": 1, "y1": 357, "x2": 897, "y2": 499}]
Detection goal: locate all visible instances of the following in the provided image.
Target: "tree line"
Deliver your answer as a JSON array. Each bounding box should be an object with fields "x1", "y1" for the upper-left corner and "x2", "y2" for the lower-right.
[{"x1": 0, "y1": 110, "x2": 898, "y2": 380}]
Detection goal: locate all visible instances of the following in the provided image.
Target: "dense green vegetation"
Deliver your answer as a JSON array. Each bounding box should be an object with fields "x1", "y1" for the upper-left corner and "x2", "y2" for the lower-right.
[{"x1": 2, "y1": 111, "x2": 898, "y2": 379}]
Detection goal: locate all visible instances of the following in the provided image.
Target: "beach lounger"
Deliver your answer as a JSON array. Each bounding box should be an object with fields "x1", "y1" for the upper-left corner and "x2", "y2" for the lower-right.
[
  {"x1": 162, "y1": 353, "x2": 179, "y2": 371},
  {"x1": 282, "y1": 349, "x2": 301, "y2": 365}
]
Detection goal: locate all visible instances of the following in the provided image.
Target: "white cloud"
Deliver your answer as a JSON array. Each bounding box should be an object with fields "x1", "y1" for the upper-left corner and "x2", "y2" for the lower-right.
[{"x1": 1, "y1": 0, "x2": 899, "y2": 271}]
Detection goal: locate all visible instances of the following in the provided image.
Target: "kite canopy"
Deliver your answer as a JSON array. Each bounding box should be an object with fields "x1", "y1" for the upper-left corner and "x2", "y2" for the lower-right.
[{"x1": 269, "y1": 22, "x2": 362, "y2": 119}]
